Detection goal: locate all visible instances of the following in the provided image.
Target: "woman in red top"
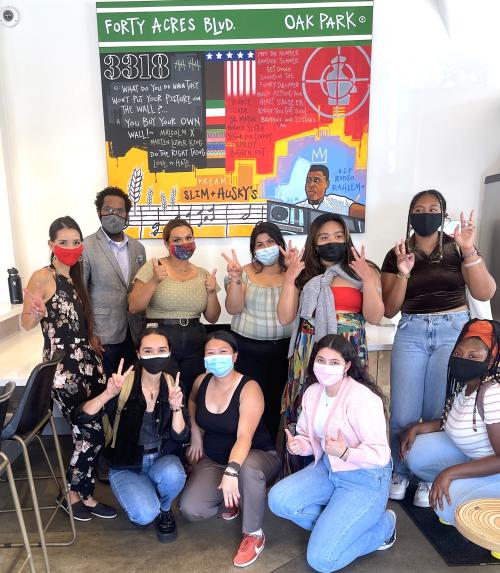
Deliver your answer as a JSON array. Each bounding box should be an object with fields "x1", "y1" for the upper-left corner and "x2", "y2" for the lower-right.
[{"x1": 277, "y1": 213, "x2": 384, "y2": 473}]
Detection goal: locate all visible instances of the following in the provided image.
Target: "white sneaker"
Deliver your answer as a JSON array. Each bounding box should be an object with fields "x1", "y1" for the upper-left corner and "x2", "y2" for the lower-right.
[
  {"x1": 389, "y1": 473, "x2": 409, "y2": 500},
  {"x1": 413, "y1": 481, "x2": 432, "y2": 508},
  {"x1": 377, "y1": 509, "x2": 397, "y2": 551}
]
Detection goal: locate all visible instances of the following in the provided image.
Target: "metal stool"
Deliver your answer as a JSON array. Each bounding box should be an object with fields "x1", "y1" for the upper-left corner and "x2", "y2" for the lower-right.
[
  {"x1": 0, "y1": 381, "x2": 36, "y2": 572},
  {"x1": 0, "y1": 352, "x2": 76, "y2": 573}
]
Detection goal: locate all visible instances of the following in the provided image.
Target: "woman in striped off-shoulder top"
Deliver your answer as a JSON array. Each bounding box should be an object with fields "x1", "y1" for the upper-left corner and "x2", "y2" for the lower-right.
[{"x1": 401, "y1": 319, "x2": 500, "y2": 526}]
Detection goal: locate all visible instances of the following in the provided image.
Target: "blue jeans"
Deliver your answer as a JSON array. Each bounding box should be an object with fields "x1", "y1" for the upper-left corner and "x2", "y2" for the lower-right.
[
  {"x1": 268, "y1": 456, "x2": 393, "y2": 573},
  {"x1": 390, "y1": 311, "x2": 469, "y2": 478},
  {"x1": 406, "y1": 432, "x2": 500, "y2": 526},
  {"x1": 109, "y1": 453, "x2": 186, "y2": 526}
]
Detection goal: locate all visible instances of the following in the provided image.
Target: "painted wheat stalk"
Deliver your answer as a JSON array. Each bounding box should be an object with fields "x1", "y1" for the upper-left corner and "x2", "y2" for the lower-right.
[
  {"x1": 147, "y1": 187, "x2": 153, "y2": 209},
  {"x1": 128, "y1": 167, "x2": 143, "y2": 214},
  {"x1": 160, "y1": 192, "x2": 168, "y2": 215},
  {"x1": 170, "y1": 186, "x2": 177, "y2": 206}
]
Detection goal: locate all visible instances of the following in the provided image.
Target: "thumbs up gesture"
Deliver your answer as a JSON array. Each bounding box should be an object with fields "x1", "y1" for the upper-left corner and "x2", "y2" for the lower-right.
[
  {"x1": 285, "y1": 428, "x2": 303, "y2": 455},
  {"x1": 167, "y1": 372, "x2": 183, "y2": 411},
  {"x1": 205, "y1": 268, "x2": 218, "y2": 294},
  {"x1": 152, "y1": 258, "x2": 168, "y2": 284},
  {"x1": 324, "y1": 430, "x2": 348, "y2": 457}
]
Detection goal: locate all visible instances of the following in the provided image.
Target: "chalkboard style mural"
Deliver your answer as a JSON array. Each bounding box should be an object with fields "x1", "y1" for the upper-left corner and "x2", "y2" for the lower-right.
[{"x1": 97, "y1": 0, "x2": 373, "y2": 238}]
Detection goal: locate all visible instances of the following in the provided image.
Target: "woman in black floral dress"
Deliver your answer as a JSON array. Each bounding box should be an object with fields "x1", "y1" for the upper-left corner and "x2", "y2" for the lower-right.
[{"x1": 22, "y1": 216, "x2": 117, "y2": 521}]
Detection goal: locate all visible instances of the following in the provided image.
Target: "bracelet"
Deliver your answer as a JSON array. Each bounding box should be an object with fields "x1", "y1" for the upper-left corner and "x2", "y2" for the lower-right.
[
  {"x1": 397, "y1": 272, "x2": 411, "y2": 280},
  {"x1": 227, "y1": 461, "x2": 241, "y2": 472},
  {"x1": 97, "y1": 395, "x2": 105, "y2": 411},
  {"x1": 223, "y1": 470, "x2": 239, "y2": 478},
  {"x1": 462, "y1": 249, "x2": 479, "y2": 260},
  {"x1": 463, "y1": 257, "x2": 483, "y2": 268},
  {"x1": 339, "y1": 446, "x2": 349, "y2": 459}
]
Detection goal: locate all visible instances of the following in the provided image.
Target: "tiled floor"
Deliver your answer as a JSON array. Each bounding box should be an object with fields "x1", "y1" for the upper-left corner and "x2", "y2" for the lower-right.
[{"x1": 0, "y1": 435, "x2": 497, "y2": 573}]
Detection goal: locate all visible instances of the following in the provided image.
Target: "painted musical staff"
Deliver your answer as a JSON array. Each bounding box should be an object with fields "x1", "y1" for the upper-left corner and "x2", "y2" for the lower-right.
[{"x1": 127, "y1": 201, "x2": 266, "y2": 238}]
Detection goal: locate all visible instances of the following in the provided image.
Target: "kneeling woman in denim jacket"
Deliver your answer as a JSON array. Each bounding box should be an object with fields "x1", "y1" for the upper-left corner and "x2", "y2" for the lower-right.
[
  {"x1": 103, "y1": 327, "x2": 189, "y2": 542},
  {"x1": 268, "y1": 334, "x2": 394, "y2": 573}
]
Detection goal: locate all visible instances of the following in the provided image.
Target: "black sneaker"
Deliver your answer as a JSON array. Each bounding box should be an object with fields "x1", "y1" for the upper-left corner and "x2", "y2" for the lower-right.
[
  {"x1": 377, "y1": 509, "x2": 397, "y2": 551},
  {"x1": 156, "y1": 509, "x2": 177, "y2": 542},
  {"x1": 57, "y1": 494, "x2": 93, "y2": 522},
  {"x1": 87, "y1": 502, "x2": 118, "y2": 519}
]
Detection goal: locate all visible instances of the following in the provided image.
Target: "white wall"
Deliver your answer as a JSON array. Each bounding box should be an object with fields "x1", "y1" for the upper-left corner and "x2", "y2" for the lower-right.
[{"x1": 1, "y1": 0, "x2": 500, "y2": 321}]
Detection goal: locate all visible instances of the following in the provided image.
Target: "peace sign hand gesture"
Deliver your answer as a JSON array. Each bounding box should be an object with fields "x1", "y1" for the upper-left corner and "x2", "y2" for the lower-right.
[
  {"x1": 167, "y1": 372, "x2": 183, "y2": 411},
  {"x1": 280, "y1": 246, "x2": 305, "y2": 282},
  {"x1": 394, "y1": 238, "x2": 415, "y2": 275},
  {"x1": 281, "y1": 240, "x2": 299, "y2": 268},
  {"x1": 106, "y1": 358, "x2": 134, "y2": 399},
  {"x1": 348, "y1": 245, "x2": 372, "y2": 281},
  {"x1": 221, "y1": 250, "x2": 243, "y2": 281},
  {"x1": 454, "y1": 210, "x2": 476, "y2": 253}
]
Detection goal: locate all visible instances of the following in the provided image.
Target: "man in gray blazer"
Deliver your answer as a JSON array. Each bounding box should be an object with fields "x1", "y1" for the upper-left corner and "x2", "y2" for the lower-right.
[{"x1": 83, "y1": 187, "x2": 146, "y2": 378}]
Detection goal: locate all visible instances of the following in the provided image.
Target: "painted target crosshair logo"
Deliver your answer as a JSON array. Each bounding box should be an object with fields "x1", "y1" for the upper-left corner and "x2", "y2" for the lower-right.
[{"x1": 302, "y1": 46, "x2": 371, "y2": 118}]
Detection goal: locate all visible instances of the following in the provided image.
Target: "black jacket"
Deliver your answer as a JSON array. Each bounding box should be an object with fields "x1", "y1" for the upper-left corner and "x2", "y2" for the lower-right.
[{"x1": 104, "y1": 369, "x2": 190, "y2": 470}]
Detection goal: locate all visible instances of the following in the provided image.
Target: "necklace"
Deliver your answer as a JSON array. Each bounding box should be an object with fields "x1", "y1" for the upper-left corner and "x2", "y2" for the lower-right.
[
  {"x1": 415, "y1": 242, "x2": 437, "y2": 254},
  {"x1": 323, "y1": 389, "x2": 336, "y2": 406},
  {"x1": 143, "y1": 385, "x2": 160, "y2": 404}
]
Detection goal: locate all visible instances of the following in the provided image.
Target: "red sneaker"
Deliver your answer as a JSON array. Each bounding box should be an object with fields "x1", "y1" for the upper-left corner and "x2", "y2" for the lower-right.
[
  {"x1": 233, "y1": 533, "x2": 265, "y2": 567},
  {"x1": 221, "y1": 505, "x2": 240, "y2": 521}
]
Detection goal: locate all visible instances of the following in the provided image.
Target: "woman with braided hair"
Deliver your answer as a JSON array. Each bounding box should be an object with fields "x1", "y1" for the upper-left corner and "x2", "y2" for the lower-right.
[
  {"x1": 381, "y1": 190, "x2": 496, "y2": 505},
  {"x1": 400, "y1": 319, "x2": 500, "y2": 526}
]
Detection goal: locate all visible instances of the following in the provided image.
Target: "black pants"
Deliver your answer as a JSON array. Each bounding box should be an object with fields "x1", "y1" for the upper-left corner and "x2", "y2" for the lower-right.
[
  {"x1": 145, "y1": 320, "x2": 206, "y2": 398},
  {"x1": 232, "y1": 332, "x2": 290, "y2": 442},
  {"x1": 102, "y1": 327, "x2": 137, "y2": 379}
]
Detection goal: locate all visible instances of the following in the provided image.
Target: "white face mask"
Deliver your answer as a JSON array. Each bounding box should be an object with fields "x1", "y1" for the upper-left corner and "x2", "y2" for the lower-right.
[
  {"x1": 254, "y1": 245, "x2": 280, "y2": 266},
  {"x1": 313, "y1": 363, "x2": 345, "y2": 387}
]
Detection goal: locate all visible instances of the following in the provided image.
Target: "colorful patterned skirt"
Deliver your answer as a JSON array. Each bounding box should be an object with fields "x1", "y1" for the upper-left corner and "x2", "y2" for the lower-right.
[{"x1": 280, "y1": 312, "x2": 367, "y2": 474}]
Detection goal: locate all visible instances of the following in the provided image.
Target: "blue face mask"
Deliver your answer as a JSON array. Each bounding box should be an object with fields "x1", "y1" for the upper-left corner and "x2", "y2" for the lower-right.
[
  {"x1": 254, "y1": 245, "x2": 279, "y2": 266},
  {"x1": 204, "y1": 354, "x2": 234, "y2": 377}
]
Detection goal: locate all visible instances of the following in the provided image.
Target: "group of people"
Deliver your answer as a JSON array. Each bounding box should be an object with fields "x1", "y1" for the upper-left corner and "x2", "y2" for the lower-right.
[{"x1": 20, "y1": 185, "x2": 500, "y2": 571}]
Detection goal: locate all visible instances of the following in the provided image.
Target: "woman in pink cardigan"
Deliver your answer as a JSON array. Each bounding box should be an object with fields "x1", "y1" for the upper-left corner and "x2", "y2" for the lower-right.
[{"x1": 268, "y1": 334, "x2": 394, "y2": 572}]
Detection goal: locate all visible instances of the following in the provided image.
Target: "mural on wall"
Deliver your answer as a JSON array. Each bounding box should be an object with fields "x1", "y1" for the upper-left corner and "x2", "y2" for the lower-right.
[{"x1": 96, "y1": 0, "x2": 373, "y2": 238}]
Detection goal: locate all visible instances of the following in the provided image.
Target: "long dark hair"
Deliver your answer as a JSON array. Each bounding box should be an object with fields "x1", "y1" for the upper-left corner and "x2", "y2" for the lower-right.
[
  {"x1": 49, "y1": 216, "x2": 95, "y2": 341},
  {"x1": 306, "y1": 334, "x2": 388, "y2": 416},
  {"x1": 441, "y1": 319, "x2": 500, "y2": 431},
  {"x1": 296, "y1": 213, "x2": 360, "y2": 289},
  {"x1": 405, "y1": 189, "x2": 448, "y2": 262},
  {"x1": 250, "y1": 221, "x2": 286, "y2": 273}
]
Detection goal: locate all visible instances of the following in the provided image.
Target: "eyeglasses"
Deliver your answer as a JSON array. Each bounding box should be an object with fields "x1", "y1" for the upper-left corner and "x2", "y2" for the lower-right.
[{"x1": 102, "y1": 206, "x2": 126, "y2": 216}]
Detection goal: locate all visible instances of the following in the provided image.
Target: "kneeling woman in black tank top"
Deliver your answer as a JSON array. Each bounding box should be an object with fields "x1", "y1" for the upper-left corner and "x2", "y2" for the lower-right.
[{"x1": 180, "y1": 330, "x2": 280, "y2": 568}]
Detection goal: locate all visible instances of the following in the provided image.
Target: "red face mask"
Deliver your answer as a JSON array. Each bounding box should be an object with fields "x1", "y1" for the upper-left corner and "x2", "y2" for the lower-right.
[{"x1": 53, "y1": 244, "x2": 84, "y2": 267}]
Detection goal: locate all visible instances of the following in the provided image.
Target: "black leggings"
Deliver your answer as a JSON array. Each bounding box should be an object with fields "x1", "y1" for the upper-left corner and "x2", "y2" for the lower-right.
[
  {"x1": 145, "y1": 320, "x2": 206, "y2": 398},
  {"x1": 232, "y1": 332, "x2": 290, "y2": 441}
]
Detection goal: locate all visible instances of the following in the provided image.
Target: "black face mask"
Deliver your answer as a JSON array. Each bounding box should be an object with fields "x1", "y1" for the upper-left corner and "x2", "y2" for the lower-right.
[
  {"x1": 449, "y1": 356, "x2": 489, "y2": 383},
  {"x1": 410, "y1": 213, "x2": 442, "y2": 237},
  {"x1": 139, "y1": 355, "x2": 171, "y2": 375},
  {"x1": 316, "y1": 242, "x2": 346, "y2": 263}
]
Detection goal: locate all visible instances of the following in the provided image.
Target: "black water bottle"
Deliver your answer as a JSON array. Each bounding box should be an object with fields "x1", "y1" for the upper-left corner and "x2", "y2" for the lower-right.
[{"x1": 7, "y1": 268, "x2": 23, "y2": 304}]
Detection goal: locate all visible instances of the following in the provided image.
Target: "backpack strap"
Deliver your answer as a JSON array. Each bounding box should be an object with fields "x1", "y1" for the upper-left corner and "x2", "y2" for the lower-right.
[
  {"x1": 477, "y1": 379, "x2": 497, "y2": 421},
  {"x1": 103, "y1": 370, "x2": 136, "y2": 448}
]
